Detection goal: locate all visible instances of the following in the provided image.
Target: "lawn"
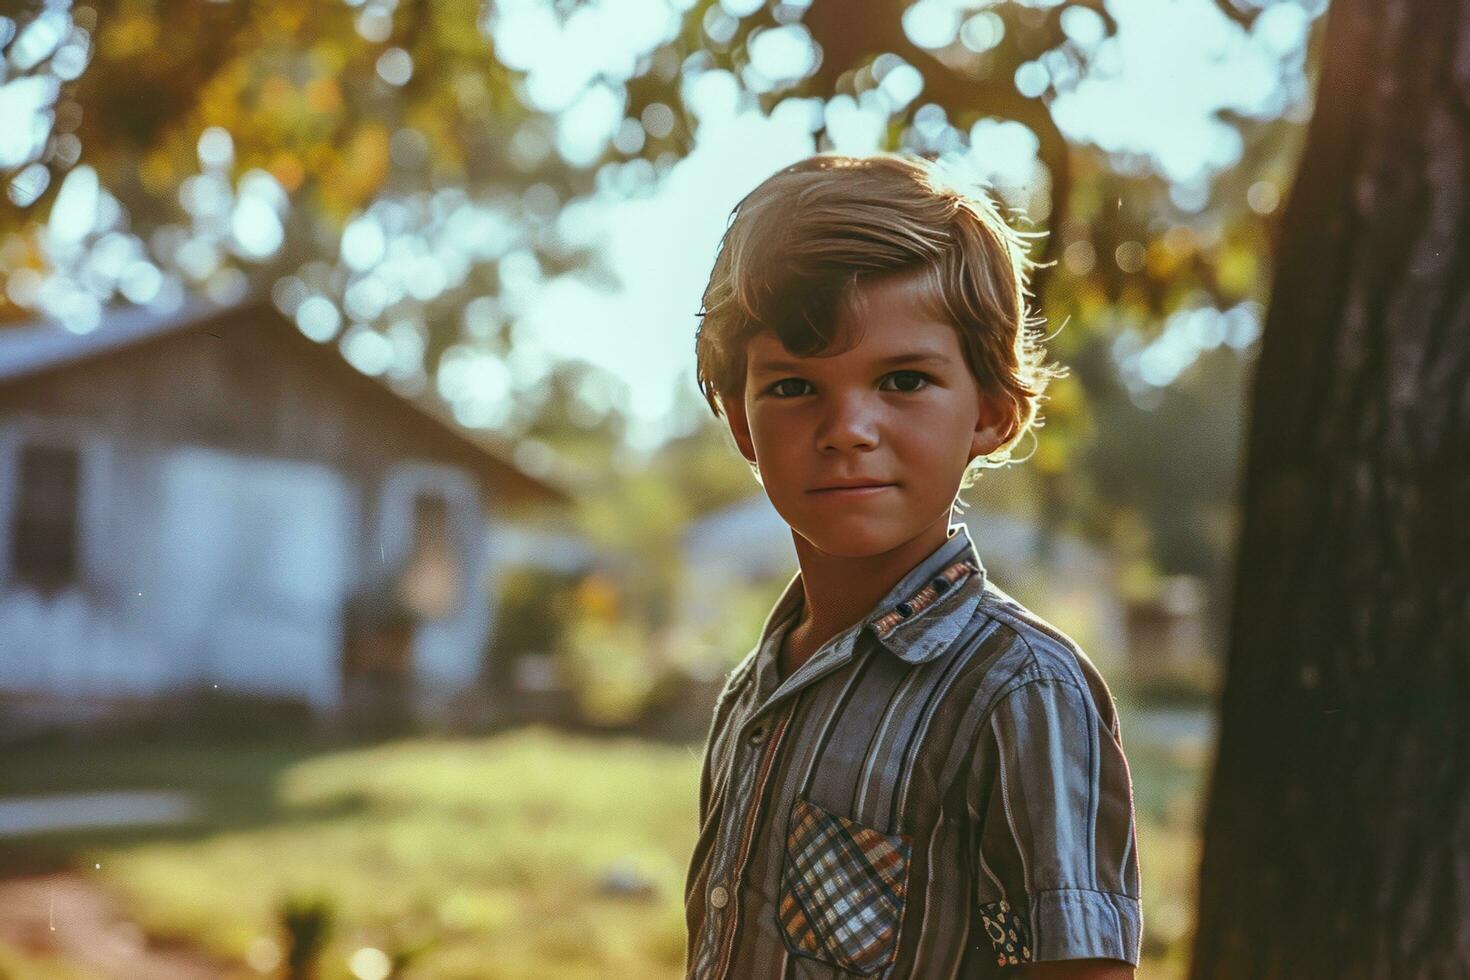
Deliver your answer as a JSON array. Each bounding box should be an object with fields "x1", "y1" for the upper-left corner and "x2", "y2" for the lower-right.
[{"x1": 0, "y1": 717, "x2": 1205, "y2": 979}]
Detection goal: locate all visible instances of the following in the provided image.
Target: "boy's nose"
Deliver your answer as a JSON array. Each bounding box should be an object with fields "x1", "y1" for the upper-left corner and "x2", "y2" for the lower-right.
[{"x1": 815, "y1": 397, "x2": 882, "y2": 450}]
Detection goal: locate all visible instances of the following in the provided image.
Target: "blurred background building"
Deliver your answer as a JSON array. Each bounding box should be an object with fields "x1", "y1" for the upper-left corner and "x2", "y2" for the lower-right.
[{"x1": 0, "y1": 297, "x2": 571, "y2": 733}]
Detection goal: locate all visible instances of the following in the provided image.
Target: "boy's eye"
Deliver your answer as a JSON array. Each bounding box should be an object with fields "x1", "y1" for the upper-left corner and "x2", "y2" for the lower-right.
[
  {"x1": 768, "y1": 378, "x2": 810, "y2": 398},
  {"x1": 765, "y1": 371, "x2": 933, "y2": 398},
  {"x1": 883, "y1": 370, "x2": 933, "y2": 393}
]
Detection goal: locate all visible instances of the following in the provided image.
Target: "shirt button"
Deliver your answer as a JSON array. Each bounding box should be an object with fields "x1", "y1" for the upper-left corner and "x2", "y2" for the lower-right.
[
  {"x1": 747, "y1": 726, "x2": 766, "y2": 745},
  {"x1": 710, "y1": 884, "x2": 729, "y2": 909}
]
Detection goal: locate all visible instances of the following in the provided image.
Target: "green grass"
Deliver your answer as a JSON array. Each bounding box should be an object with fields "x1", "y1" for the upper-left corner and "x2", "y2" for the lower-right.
[
  {"x1": 1, "y1": 727, "x2": 701, "y2": 979},
  {"x1": 0, "y1": 721, "x2": 1206, "y2": 979}
]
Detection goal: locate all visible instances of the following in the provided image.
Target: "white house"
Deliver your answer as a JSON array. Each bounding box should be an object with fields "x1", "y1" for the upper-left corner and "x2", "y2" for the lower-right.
[{"x1": 0, "y1": 296, "x2": 571, "y2": 728}]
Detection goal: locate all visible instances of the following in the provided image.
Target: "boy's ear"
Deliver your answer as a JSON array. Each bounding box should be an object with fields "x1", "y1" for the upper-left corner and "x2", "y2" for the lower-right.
[{"x1": 971, "y1": 390, "x2": 1018, "y2": 459}]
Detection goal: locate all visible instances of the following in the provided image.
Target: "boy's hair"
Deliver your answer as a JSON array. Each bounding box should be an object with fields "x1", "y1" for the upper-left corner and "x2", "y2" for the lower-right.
[{"x1": 694, "y1": 153, "x2": 1064, "y2": 480}]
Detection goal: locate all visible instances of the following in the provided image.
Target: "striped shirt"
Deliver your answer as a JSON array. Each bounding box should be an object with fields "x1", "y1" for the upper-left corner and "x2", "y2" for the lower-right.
[{"x1": 684, "y1": 524, "x2": 1143, "y2": 979}]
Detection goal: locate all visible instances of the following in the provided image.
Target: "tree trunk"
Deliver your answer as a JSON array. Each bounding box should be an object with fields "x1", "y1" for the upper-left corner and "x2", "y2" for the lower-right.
[{"x1": 1189, "y1": 0, "x2": 1470, "y2": 976}]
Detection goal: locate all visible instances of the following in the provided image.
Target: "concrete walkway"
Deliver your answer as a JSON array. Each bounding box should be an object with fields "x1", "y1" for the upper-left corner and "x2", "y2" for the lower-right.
[
  {"x1": 0, "y1": 872, "x2": 237, "y2": 979},
  {"x1": 0, "y1": 791, "x2": 232, "y2": 977},
  {"x1": 0, "y1": 791, "x2": 198, "y2": 838}
]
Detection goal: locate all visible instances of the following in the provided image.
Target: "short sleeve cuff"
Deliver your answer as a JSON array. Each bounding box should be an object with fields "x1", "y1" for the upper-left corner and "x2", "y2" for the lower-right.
[{"x1": 1030, "y1": 887, "x2": 1142, "y2": 965}]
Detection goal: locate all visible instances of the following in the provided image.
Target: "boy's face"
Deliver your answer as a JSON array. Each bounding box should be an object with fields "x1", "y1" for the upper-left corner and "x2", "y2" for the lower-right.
[{"x1": 724, "y1": 269, "x2": 1013, "y2": 559}]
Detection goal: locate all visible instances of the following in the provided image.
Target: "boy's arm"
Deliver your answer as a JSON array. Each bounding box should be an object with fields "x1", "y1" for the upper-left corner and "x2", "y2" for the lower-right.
[
  {"x1": 686, "y1": 690, "x2": 727, "y2": 916},
  {"x1": 696, "y1": 705, "x2": 721, "y2": 825},
  {"x1": 696, "y1": 651, "x2": 760, "y2": 822},
  {"x1": 1023, "y1": 958, "x2": 1136, "y2": 979},
  {"x1": 970, "y1": 674, "x2": 1144, "y2": 970},
  {"x1": 696, "y1": 663, "x2": 744, "y2": 824},
  {"x1": 697, "y1": 728, "x2": 715, "y2": 824}
]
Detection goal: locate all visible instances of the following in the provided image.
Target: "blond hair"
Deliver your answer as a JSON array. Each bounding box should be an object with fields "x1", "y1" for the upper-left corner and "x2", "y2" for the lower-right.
[{"x1": 694, "y1": 153, "x2": 1064, "y2": 483}]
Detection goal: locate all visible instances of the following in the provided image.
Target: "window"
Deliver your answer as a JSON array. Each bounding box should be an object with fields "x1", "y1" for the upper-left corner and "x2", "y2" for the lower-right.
[{"x1": 11, "y1": 444, "x2": 81, "y2": 594}]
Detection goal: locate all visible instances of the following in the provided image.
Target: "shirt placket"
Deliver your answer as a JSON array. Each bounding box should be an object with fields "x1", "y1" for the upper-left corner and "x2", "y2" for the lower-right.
[
  {"x1": 698, "y1": 636, "x2": 865, "y2": 980},
  {"x1": 704, "y1": 701, "x2": 793, "y2": 980}
]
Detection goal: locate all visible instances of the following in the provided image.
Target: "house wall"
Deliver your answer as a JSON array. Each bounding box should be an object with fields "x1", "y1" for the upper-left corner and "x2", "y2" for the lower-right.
[
  {"x1": 0, "y1": 308, "x2": 505, "y2": 715},
  {"x1": 0, "y1": 419, "x2": 361, "y2": 707},
  {"x1": 152, "y1": 443, "x2": 359, "y2": 706},
  {"x1": 0, "y1": 417, "x2": 175, "y2": 696}
]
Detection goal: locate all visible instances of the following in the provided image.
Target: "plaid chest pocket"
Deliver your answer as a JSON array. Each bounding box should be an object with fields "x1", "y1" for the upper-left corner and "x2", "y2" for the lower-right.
[{"x1": 778, "y1": 797, "x2": 913, "y2": 975}]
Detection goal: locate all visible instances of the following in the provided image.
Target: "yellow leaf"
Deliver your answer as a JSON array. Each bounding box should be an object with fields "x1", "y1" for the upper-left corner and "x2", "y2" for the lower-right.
[
  {"x1": 260, "y1": 75, "x2": 295, "y2": 114},
  {"x1": 269, "y1": 152, "x2": 306, "y2": 193},
  {"x1": 1216, "y1": 245, "x2": 1259, "y2": 299},
  {"x1": 99, "y1": 14, "x2": 159, "y2": 59},
  {"x1": 574, "y1": 574, "x2": 620, "y2": 622},
  {"x1": 305, "y1": 77, "x2": 342, "y2": 114}
]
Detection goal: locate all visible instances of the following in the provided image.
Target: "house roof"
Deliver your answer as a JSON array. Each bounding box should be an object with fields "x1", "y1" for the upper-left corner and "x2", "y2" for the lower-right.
[
  {"x1": 0, "y1": 295, "x2": 572, "y2": 508},
  {"x1": 0, "y1": 297, "x2": 225, "y2": 385}
]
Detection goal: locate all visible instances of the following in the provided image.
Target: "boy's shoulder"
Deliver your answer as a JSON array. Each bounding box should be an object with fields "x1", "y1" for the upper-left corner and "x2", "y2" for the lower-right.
[
  {"x1": 710, "y1": 642, "x2": 761, "y2": 712},
  {"x1": 970, "y1": 579, "x2": 1122, "y2": 732}
]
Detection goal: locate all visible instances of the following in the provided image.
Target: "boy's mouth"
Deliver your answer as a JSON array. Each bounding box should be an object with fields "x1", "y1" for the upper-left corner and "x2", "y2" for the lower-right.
[{"x1": 808, "y1": 483, "x2": 897, "y2": 496}]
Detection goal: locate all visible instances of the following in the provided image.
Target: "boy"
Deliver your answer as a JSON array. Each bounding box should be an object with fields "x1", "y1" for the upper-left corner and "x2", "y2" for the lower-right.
[{"x1": 684, "y1": 154, "x2": 1142, "y2": 980}]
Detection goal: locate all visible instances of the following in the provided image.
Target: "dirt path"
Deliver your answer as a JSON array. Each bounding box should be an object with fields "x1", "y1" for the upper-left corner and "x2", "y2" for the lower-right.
[{"x1": 0, "y1": 871, "x2": 240, "y2": 980}]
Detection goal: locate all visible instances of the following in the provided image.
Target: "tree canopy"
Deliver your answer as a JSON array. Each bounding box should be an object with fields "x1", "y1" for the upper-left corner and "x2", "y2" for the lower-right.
[{"x1": 0, "y1": 0, "x2": 1321, "y2": 592}]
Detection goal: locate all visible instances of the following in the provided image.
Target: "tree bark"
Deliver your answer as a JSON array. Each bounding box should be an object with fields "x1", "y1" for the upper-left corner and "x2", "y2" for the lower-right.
[{"x1": 1190, "y1": 0, "x2": 1470, "y2": 977}]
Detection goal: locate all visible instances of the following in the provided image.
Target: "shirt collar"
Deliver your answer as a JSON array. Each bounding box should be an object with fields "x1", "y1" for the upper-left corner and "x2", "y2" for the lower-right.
[
  {"x1": 864, "y1": 524, "x2": 986, "y2": 664},
  {"x1": 756, "y1": 524, "x2": 987, "y2": 670}
]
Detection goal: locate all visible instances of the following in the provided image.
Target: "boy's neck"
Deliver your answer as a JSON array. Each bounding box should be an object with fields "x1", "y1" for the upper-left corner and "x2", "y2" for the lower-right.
[{"x1": 778, "y1": 515, "x2": 957, "y2": 680}]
